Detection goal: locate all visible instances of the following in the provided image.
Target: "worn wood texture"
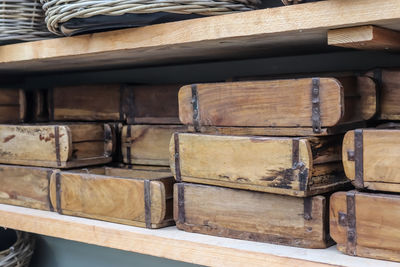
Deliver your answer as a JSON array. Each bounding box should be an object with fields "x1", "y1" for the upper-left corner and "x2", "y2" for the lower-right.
[
  {"x1": 179, "y1": 77, "x2": 375, "y2": 134},
  {"x1": 122, "y1": 125, "x2": 186, "y2": 166},
  {"x1": 49, "y1": 167, "x2": 174, "y2": 228},
  {"x1": 366, "y1": 69, "x2": 400, "y2": 120},
  {"x1": 0, "y1": 164, "x2": 53, "y2": 211},
  {"x1": 175, "y1": 183, "x2": 332, "y2": 248},
  {"x1": 328, "y1": 26, "x2": 400, "y2": 51},
  {"x1": 128, "y1": 85, "x2": 180, "y2": 124},
  {"x1": 0, "y1": 123, "x2": 112, "y2": 168},
  {"x1": 1, "y1": 0, "x2": 400, "y2": 72},
  {"x1": 0, "y1": 89, "x2": 26, "y2": 123},
  {"x1": 170, "y1": 133, "x2": 348, "y2": 197},
  {"x1": 343, "y1": 129, "x2": 400, "y2": 192},
  {"x1": 186, "y1": 122, "x2": 367, "y2": 137},
  {"x1": 48, "y1": 84, "x2": 180, "y2": 124},
  {"x1": 331, "y1": 191, "x2": 400, "y2": 262}
]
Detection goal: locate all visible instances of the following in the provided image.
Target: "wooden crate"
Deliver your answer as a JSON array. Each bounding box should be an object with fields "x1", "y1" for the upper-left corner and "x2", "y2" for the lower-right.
[
  {"x1": 0, "y1": 123, "x2": 113, "y2": 168},
  {"x1": 174, "y1": 183, "x2": 332, "y2": 248},
  {"x1": 50, "y1": 167, "x2": 174, "y2": 228},
  {"x1": 179, "y1": 77, "x2": 376, "y2": 136},
  {"x1": 0, "y1": 89, "x2": 26, "y2": 123},
  {"x1": 366, "y1": 69, "x2": 400, "y2": 120},
  {"x1": 0, "y1": 164, "x2": 53, "y2": 211},
  {"x1": 122, "y1": 125, "x2": 187, "y2": 166},
  {"x1": 343, "y1": 128, "x2": 400, "y2": 192},
  {"x1": 46, "y1": 84, "x2": 180, "y2": 123},
  {"x1": 330, "y1": 190, "x2": 400, "y2": 262},
  {"x1": 170, "y1": 133, "x2": 348, "y2": 197}
]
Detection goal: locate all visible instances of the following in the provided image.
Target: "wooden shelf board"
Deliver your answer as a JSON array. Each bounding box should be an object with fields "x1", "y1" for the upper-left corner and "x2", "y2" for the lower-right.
[
  {"x1": 1, "y1": 0, "x2": 400, "y2": 73},
  {"x1": 0, "y1": 204, "x2": 396, "y2": 267}
]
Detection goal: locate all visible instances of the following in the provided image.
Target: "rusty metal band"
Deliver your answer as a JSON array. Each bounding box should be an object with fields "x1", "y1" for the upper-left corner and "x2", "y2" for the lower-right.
[
  {"x1": 126, "y1": 125, "x2": 132, "y2": 163},
  {"x1": 46, "y1": 170, "x2": 54, "y2": 212},
  {"x1": 119, "y1": 85, "x2": 125, "y2": 121},
  {"x1": 292, "y1": 138, "x2": 300, "y2": 168},
  {"x1": 303, "y1": 197, "x2": 312, "y2": 220},
  {"x1": 177, "y1": 183, "x2": 185, "y2": 224},
  {"x1": 346, "y1": 191, "x2": 357, "y2": 256},
  {"x1": 144, "y1": 180, "x2": 152, "y2": 228},
  {"x1": 191, "y1": 84, "x2": 200, "y2": 132},
  {"x1": 48, "y1": 88, "x2": 54, "y2": 121},
  {"x1": 354, "y1": 129, "x2": 364, "y2": 188},
  {"x1": 55, "y1": 172, "x2": 62, "y2": 214},
  {"x1": 373, "y1": 69, "x2": 382, "y2": 119},
  {"x1": 292, "y1": 138, "x2": 307, "y2": 191},
  {"x1": 54, "y1": 126, "x2": 61, "y2": 167},
  {"x1": 311, "y1": 78, "x2": 322, "y2": 134},
  {"x1": 174, "y1": 133, "x2": 182, "y2": 182},
  {"x1": 121, "y1": 86, "x2": 135, "y2": 124}
]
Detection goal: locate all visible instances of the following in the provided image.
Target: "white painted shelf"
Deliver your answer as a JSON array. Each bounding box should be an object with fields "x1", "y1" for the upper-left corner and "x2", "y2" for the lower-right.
[{"x1": 0, "y1": 204, "x2": 397, "y2": 267}]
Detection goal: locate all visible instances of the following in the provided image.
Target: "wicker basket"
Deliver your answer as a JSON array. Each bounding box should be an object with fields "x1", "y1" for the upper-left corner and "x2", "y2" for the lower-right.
[
  {"x1": 41, "y1": 0, "x2": 261, "y2": 35},
  {"x1": 0, "y1": 229, "x2": 35, "y2": 267},
  {"x1": 0, "y1": 0, "x2": 54, "y2": 44}
]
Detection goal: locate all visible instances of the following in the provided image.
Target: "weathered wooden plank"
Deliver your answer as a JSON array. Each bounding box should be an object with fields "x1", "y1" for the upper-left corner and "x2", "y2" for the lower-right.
[
  {"x1": 0, "y1": 164, "x2": 53, "y2": 211},
  {"x1": 49, "y1": 168, "x2": 174, "y2": 228},
  {"x1": 328, "y1": 26, "x2": 400, "y2": 51},
  {"x1": 175, "y1": 183, "x2": 332, "y2": 248},
  {"x1": 47, "y1": 84, "x2": 180, "y2": 124},
  {"x1": 178, "y1": 77, "x2": 375, "y2": 134},
  {"x1": 0, "y1": 89, "x2": 26, "y2": 123},
  {"x1": 170, "y1": 133, "x2": 348, "y2": 197},
  {"x1": 331, "y1": 191, "x2": 400, "y2": 262},
  {"x1": 0, "y1": 124, "x2": 112, "y2": 168},
  {"x1": 343, "y1": 129, "x2": 400, "y2": 192},
  {"x1": 1, "y1": 0, "x2": 400, "y2": 72},
  {"x1": 122, "y1": 125, "x2": 187, "y2": 166}
]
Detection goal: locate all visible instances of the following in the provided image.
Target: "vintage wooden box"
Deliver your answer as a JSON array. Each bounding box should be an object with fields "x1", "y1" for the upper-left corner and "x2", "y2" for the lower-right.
[
  {"x1": 50, "y1": 167, "x2": 174, "y2": 228},
  {"x1": 122, "y1": 125, "x2": 187, "y2": 166},
  {"x1": 174, "y1": 183, "x2": 332, "y2": 248},
  {"x1": 0, "y1": 164, "x2": 53, "y2": 211},
  {"x1": 0, "y1": 89, "x2": 26, "y2": 123},
  {"x1": 330, "y1": 190, "x2": 400, "y2": 262},
  {"x1": 178, "y1": 77, "x2": 376, "y2": 136},
  {"x1": 0, "y1": 123, "x2": 113, "y2": 168},
  {"x1": 170, "y1": 133, "x2": 348, "y2": 197},
  {"x1": 366, "y1": 69, "x2": 400, "y2": 120},
  {"x1": 46, "y1": 84, "x2": 180, "y2": 123},
  {"x1": 342, "y1": 129, "x2": 400, "y2": 192}
]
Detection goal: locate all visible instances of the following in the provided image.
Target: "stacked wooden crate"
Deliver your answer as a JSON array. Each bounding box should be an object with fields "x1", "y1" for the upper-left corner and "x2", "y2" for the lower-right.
[
  {"x1": 171, "y1": 76, "x2": 376, "y2": 248},
  {"x1": 330, "y1": 69, "x2": 400, "y2": 262},
  {"x1": 0, "y1": 84, "x2": 180, "y2": 228}
]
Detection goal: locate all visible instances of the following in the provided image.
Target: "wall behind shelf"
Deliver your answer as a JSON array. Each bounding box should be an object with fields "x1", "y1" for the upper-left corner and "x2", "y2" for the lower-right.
[{"x1": 30, "y1": 235, "x2": 203, "y2": 267}]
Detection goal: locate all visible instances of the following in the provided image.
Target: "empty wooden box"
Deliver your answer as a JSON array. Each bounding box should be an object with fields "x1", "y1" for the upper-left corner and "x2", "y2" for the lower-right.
[
  {"x1": 170, "y1": 133, "x2": 348, "y2": 197},
  {"x1": 178, "y1": 77, "x2": 376, "y2": 136},
  {"x1": 0, "y1": 123, "x2": 113, "y2": 168},
  {"x1": 122, "y1": 125, "x2": 187, "y2": 166},
  {"x1": 343, "y1": 129, "x2": 400, "y2": 192},
  {"x1": 0, "y1": 89, "x2": 26, "y2": 123},
  {"x1": 331, "y1": 190, "x2": 400, "y2": 262},
  {"x1": 50, "y1": 167, "x2": 174, "y2": 228},
  {"x1": 0, "y1": 164, "x2": 53, "y2": 211},
  {"x1": 175, "y1": 183, "x2": 332, "y2": 248},
  {"x1": 46, "y1": 84, "x2": 180, "y2": 123}
]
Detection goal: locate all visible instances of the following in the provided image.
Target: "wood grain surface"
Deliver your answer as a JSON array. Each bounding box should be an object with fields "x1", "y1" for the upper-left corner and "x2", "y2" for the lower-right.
[
  {"x1": 175, "y1": 183, "x2": 331, "y2": 248},
  {"x1": 331, "y1": 191, "x2": 400, "y2": 262},
  {"x1": 170, "y1": 133, "x2": 347, "y2": 197}
]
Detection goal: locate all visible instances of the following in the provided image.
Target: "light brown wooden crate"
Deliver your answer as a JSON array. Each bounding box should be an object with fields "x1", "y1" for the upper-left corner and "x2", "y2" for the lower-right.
[{"x1": 175, "y1": 183, "x2": 332, "y2": 248}]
